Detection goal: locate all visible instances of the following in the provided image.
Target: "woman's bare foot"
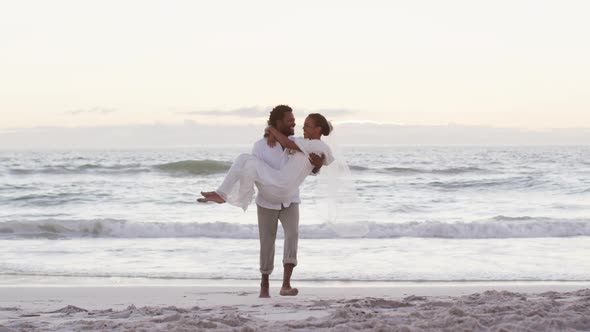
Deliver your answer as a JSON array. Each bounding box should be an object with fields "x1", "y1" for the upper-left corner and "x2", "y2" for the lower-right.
[
  {"x1": 200, "y1": 191, "x2": 216, "y2": 197},
  {"x1": 196, "y1": 192, "x2": 226, "y2": 204},
  {"x1": 279, "y1": 287, "x2": 298, "y2": 296}
]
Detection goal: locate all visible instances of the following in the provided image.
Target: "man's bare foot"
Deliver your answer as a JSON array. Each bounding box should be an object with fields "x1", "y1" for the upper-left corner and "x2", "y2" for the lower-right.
[
  {"x1": 196, "y1": 192, "x2": 226, "y2": 204},
  {"x1": 279, "y1": 287, "x2": 299, "y2": 296},
  {"x1": 259, "y1": 283, "x2": 270, "y2": 298},
  {"x1": 200, "y1": 191, "x2": 216, "y2": 197}
]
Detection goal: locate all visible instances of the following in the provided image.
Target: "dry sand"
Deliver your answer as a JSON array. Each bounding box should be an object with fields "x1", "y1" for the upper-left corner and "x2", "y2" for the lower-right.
[{"x1": 1, "y1": 283, "x2": 589, "y2": 331}]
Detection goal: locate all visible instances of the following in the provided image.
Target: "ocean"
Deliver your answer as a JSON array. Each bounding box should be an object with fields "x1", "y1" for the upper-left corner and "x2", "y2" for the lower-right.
[{"x1": 1, "y1": 145, "x2": 589, "y2": 284}]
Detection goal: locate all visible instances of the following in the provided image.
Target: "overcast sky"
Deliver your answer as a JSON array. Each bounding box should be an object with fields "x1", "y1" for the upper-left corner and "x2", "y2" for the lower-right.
[{"x1": 2, "y1": 0, "x2": 590, "y2": 137}]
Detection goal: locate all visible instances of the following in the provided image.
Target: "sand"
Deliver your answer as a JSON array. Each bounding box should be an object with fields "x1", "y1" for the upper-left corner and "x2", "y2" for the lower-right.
[{"x1": 1, "y1": 283, "x2": 590, "y2": 331}]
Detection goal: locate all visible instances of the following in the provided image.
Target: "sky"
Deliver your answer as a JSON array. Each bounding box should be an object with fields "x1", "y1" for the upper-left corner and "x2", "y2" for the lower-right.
[{"x1": 2, "y1": 0, "x2": 590, "y2": 136}]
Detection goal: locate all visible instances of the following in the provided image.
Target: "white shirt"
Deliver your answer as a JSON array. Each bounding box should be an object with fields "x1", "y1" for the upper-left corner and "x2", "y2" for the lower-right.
[{"x1": 251, "y1": 137, "x2": 301, "y2": 210}]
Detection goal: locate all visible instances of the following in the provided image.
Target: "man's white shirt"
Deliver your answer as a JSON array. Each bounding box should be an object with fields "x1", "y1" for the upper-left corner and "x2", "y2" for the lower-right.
[{"x1": 251, "y1": 137, "x2": 301, "y2": 210}]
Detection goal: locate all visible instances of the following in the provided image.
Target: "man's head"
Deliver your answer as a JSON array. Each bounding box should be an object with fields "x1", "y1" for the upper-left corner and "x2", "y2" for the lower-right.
[{"x1": 268, "y1": 105, "x2": 295, "y2": 136}]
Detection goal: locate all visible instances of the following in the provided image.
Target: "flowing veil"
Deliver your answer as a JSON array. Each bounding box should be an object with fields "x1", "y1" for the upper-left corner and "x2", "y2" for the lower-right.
[{"x1": 313, "y1": 123, "x2": 369, "y2": 237}]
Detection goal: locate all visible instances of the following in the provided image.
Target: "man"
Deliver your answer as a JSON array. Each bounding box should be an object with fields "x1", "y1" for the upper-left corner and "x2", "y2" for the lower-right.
[{"x1": 252, "y1": 105, "x2": 323, "y2": 298}]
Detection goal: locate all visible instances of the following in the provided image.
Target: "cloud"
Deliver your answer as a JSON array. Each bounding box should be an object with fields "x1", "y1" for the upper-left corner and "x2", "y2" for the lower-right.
[
  {"x1": 331, "y1": 123, "x2": 590, "y2": 145},
  {"x1": 3, "y1": 123, "x2": 590, "y2": 149},
  {"x1": 176, "y1": 106, "x2": 358, "y2": 119},
  {"x1": 178, "y1": 106, "x2": 269, "y2": 118},
  {"x1": 308, "y1": 108, "x2": 358, "y2": 117},
  {"x1": 334, "y1": 120, "x2": 405, "y2": 125},
  {"x1": 66, "y1": 107, "x2": 117, "y2": 115}
]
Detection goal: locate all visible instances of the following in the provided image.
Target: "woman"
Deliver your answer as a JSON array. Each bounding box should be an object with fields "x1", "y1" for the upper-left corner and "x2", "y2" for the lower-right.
[{"x1": 197, "y1": 113, "x2": 334, "y2": 211}]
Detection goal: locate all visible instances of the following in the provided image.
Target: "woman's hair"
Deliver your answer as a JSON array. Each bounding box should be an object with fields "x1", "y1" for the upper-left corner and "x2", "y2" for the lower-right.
[{"x1": 308, "y1": 113, "x2": 332, "y2": 136}]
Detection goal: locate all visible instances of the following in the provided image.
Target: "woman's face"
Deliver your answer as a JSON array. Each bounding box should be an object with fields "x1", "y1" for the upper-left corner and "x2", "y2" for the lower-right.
[{"x1": 303, "y1": 116, "x2": 320, "y2": 139}]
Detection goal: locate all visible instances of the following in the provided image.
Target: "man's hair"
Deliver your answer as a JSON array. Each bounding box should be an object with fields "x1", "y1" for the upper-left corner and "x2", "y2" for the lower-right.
[{"x1": 267, "y1": 105, "x2": 293, "y2": 127}]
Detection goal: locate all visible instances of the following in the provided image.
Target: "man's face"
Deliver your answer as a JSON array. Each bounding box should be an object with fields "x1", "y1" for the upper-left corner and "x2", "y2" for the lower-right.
[{"x1": 276, "y1": 112, "x2": 295, "y2": 136}]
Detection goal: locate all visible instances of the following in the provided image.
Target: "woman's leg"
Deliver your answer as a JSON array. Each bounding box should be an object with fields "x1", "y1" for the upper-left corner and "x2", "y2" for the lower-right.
[
  {"x1": 197, "y1": 154, "x2": 250, "y2": 203},
  {"x1": 197, "y1": 153, "x2": 259, "y2": 208},
  {"x1": 216, "y1": 154, "x2": 257, "y2": 199}
]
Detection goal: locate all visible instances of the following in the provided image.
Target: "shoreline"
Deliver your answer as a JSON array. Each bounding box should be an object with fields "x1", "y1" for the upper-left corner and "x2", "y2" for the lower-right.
[{"x1": 2, "y1": 274, "x2": 590, "y2": 288}]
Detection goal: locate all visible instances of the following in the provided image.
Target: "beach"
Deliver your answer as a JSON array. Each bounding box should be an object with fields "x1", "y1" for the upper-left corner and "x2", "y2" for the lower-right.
[
  {"x1": 2, "y1": 282, "x2": 590, "y2": 331},
  {"x1": 4, "y1": 0, "x2": 590, "y2": 327}
]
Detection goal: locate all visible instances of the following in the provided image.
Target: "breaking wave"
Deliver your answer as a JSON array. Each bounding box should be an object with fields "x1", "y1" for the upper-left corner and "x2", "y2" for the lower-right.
[
  {"x1": 154, "y1": 160, "x2": 230, "y2": 175},
  {"x1": 383, "y1": 166, "x2": 489, "y2": 174},
  {"x1": 1, "y1": 217, "x2": 589, "y2": 239},
  {"x1": 345, "y1": 165, "x2": 490, "y2": 174},
  {"x1": 6, "y1": 160, "x2": 231, "y2": 176}
]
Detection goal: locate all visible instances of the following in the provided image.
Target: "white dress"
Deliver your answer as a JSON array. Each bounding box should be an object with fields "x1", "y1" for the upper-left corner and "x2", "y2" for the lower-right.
[{"x1": 216, "y1": 138, "x2": 334, "y2": 211}]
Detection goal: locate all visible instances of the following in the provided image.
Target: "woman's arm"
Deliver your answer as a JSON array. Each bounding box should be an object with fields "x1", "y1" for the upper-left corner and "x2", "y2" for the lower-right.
[{"x1": 267, "y1": 127, "x2": 301, "y2": 152}]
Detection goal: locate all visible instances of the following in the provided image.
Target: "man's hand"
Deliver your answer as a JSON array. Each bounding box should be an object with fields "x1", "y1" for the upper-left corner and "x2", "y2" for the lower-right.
[{"x1": 309, "y1": 153, "x2": 325, "y2": 174}]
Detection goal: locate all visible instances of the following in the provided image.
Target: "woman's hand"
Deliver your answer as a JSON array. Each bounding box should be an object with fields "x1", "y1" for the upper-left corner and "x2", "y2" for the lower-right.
[
  {"x1": 268, "y1": 126, "x2": 301, "y2": 152},
  {"x1": 265, "y1": 127, "x2": 277, "y2": 147}
]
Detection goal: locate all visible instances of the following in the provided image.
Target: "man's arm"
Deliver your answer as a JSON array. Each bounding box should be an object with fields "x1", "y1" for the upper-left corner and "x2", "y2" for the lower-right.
[{"x1": 252, "y1": 139, "x2": 264, "y2": 158}]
